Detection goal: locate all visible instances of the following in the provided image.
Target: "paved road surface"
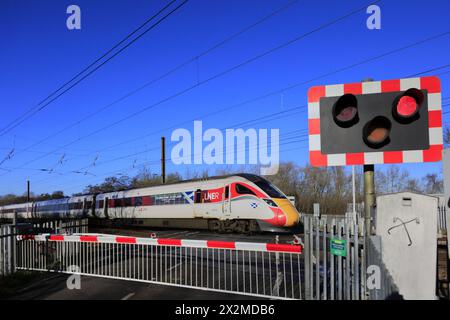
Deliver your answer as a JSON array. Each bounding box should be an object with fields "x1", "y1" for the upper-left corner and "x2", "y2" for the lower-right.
[{"x1": 10, "y1": 274, "x2": 264, "y2": 300}]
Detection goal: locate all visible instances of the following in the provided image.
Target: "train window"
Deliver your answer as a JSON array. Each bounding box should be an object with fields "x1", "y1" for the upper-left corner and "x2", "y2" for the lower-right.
[
  {"x1": 224, "y1": 186, "x2": 229, "y2": 199},
  {"x1": 69, "y1": 202, "x2": 82, "y2": 210},
  {"x1": 124, "y1": 197, "x2": 132, "y2": 207},
  {"x1": 195, "y1": 189, "x2": 202, "y2": 203},
  {"x1": 176, "y1": 193, "x2": 186, "y2": 204},
  {"x1": 154, "y1": 195, "x2": 166, "y2": 205},
  {"x1": 235, "y1": 184, "x2": 256, "y2": 196},
  {"x1": 97, "y1": 200, "x2": 104, "y2": 209},
  {"x1": 134, "y1": 197, "x2": 142, "y2": 206},
  {"x1": 114, "y1": 199, "x2": 123, "y2": 207},
  {"x1": 252, "y1": 177, "x2": 286, "y2": 199}
]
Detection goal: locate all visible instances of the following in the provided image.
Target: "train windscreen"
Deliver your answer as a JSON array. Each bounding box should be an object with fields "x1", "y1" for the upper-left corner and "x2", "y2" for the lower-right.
[{"x1": 245, "y1": 175, "x2": 286, "y2": 199}]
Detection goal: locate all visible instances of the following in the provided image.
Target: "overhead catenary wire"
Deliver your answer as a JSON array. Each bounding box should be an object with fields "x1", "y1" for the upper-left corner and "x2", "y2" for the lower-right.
[
  {"x1": 35, "y1": 0, "x2": 179, "y2": 107},
  {"x1": 26, "y1": 92, "x2": 449, "y2": 193},
  {"x1": 9, "y1": 0, "x2": 446, "y2": 176},
  {"x1": 0, "y1": 149, "x2": 15, "y2": 166},
  {"x1": 38, "y1": 85, "x2": 450, "y2": 192},
  {"x1": 6, "y1": 68, "x2": 447, "y2": 159},
  {"x1": 62, "y1": 141, "x2": 309, "y2": 194},
  {"x1": 37, "y1": 134, "x2": 309, "y2": 192},
  {"x1": 1, "y1": 18, "x2": 448, "y2": 195},
  {"x1": 14, "y1": 104, "x2": 305, "y2": 177},
  {"x1": 32, "y1": 106, "x2": 307, "y2": 185},
  {"x1": 78, "y1": 41, "x2": 450, "y2": 156},
  {"x1": 36, "y1": 61, "x2": 450, "y2": 192},
  {"x1": 0, "y1": 0, "x2": 189, "y2": 137},
  {"x1": 2, "y1": 29, "x2": 449, "y2": 182},
  {"x1": 30, "y1": 104, "x2": 309, "y2": 184},
  {"x1": 0, "y1": 0, "x2": 298, "y2": 157},
  {"x1": 407, "y1": 64, "x2": 450, "y2": 77},
  {"x1": 43, "y1": 134, "x2": 309, "y2": 194},
  {"x1": 63, "y1": 84, "x2": 450, "y2": 178}
]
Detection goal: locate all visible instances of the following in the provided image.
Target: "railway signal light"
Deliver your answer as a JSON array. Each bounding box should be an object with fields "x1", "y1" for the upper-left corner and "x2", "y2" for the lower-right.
[{"x1": 308, "y1": 76, "x2": 443, "y2": 166}]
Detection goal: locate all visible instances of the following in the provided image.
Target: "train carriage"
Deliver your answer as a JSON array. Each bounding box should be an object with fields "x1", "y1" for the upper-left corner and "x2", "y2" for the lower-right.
[
  {"x1": 92, "y1": 174, "x2": 300, "y2": 232},
  {"x1": 68, "y1": 195, "x2": 94, "y2": 218},
  {"x1": 0, "y1": 174, "x2": 300, "y2": 233},
  {"x1": 32, "y1": 195, "x2": 95, "y2": 219},
  {"x1": 0, "y1": 202, "x2": 32, "y2": 220},
  {"x1": 33, "y1": 198, "x2": 70, "y2": 219}
]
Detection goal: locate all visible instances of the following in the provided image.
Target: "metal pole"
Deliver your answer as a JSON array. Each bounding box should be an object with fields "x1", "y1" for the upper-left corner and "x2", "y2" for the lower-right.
[
  {"x1": 12, "y1": 212, "x2": 17, "y2": 273},
  {"x1": 352, "y1": 166, "x2": 356, "y2": 220},
  {"x1": 161, "y1": 137, "x2": 166, "y2": 184},
  {"x1": 27, "y1": 180, "x2": 30, "y2": 202},
  {"x1": 361, "y1": 78, "x2": 376, "y2": 238},
  {"x1": 363, "y1": 165, "x2": 375, "y2": 237}
]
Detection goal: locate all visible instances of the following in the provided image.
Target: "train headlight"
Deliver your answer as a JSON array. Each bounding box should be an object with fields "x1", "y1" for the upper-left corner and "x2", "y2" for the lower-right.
[{"x1": 263, "y1": 199, "x2": 278, "y2": 207}]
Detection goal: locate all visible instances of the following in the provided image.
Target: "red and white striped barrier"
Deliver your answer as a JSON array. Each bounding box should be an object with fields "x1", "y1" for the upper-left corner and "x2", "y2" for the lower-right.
[{"x1": 27, "y1": 233, "x2": 302, "y2": 253}]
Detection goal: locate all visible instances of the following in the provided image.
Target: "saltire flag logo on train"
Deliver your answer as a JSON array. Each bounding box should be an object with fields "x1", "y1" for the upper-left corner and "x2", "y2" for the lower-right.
[
  {"x1": 183, "y1": 191, "x2": 194, "y2": 203},
  {"x1": 307, "y1": 76, "x2": 443, "y2": 166},
  {"x1": 250, "y1": 202, "x2": 258, "y2": 208}
]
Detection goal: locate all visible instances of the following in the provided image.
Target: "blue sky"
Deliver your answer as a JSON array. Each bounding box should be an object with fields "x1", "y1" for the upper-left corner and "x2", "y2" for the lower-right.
[{"x1": 0, "y1": 0, "x2": 449, "y2": 196}]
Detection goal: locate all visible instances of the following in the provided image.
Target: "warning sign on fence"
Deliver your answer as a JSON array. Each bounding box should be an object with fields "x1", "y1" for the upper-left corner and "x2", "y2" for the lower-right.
[{"x1": 330, "y1": 238, "x2": 347, "y2": 257}]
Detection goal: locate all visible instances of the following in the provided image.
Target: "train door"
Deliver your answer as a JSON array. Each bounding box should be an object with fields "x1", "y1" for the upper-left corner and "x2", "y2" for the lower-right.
[
  {"x1": 31, "y1": 203, "x2": 35, "y2": 219},
  {"x1": 104, "y1": 197, "x2": 109, "y2": 218},
  {"x1": 91, "y1": 195, "x2": 96, "y2": 218},
  {"x1": 82, "y1": 198, "x2": 87, "y2": 218},
  {"x1": 222, "y1": 185, "x2": 231, "y2": 217},
  {"x1": 119, "y1": 197, "x2": 124, "y2": 218},
  {"x1": 193, "y1": 189, "x2": 202, "y2": 217}
]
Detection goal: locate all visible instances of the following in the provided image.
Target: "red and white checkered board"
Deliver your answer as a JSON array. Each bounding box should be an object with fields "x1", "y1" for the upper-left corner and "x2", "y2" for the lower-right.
[{"x1": 307, "y1": 76, "x2": 443, "y2": 166}]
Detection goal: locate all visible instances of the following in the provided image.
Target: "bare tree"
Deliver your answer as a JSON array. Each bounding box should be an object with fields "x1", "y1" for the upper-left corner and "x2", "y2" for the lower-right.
[
  {"x1": 444, "y1": 127, "x2": 450, "y2": 147},
  {"x1": 84, "y1": 175, "x2": 131, "y2": 193},
  {"x1": 375, "y1": 165, "x2": 410, "y2": 194},
  {"x1": 405, "y1": 178, "x2": 423, "y2": 193},
  {"x1": 422, "y1": 173, "x2": 443, "y2": 194}
]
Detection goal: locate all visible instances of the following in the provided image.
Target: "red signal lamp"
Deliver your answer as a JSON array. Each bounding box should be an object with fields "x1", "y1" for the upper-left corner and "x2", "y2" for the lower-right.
[
  {"x1": 394, "y1": 88, "x2": 424, "y2": 120},
  {"x1": 397, "y1": 96, "x2": 417, "y2": 117},
  {"x1": 333, "y1": 94, "x2": 359, "y2": 127}
]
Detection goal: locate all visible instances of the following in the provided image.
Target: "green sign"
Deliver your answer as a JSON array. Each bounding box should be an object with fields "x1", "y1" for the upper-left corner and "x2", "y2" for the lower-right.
[{"x1": 330, "y1": 238, "x2": 347, "y2": 257}]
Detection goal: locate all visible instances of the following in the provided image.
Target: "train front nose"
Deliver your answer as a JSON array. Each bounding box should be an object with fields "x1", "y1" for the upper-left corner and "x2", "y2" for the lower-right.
[{"x1": 273, "y1": 198, "x2": 300, "y2": 227}]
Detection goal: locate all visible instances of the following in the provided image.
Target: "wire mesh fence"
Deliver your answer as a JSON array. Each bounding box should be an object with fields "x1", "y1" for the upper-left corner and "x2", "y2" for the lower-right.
[
  {"x1": 0, "y1": 224, "x2": 15, "y2": 276},
  {"x1": 16, "y1": 234, "x2": 303, "y2": 299},
  {"x1": 303, "y1": 214, "x2": 366, "y2": 300},
  {"x1": 1, "y1": 219, "x2": 88, "y2": 277},
  {"x1": 5, "y1": 216, "x2": 403, "y2": 300},
  {"x1": 437, "y1": 205, "x2": 447, "y2": 236}
]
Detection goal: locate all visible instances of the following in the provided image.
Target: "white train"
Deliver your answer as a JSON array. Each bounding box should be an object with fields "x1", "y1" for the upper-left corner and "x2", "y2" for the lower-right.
[{"x1": 0, "y1": 174, "x2": 300, "y2": 232}]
